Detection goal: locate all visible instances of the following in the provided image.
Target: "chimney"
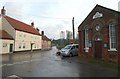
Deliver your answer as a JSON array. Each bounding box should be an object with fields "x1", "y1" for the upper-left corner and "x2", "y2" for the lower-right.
[
  {"x1": 36, "y1": 27, "x2": 39, "y2": 32},
  {"x1": 41, "y1": 31, "x2": 44, "y2": 36},
  {"x1": 31, "y1": 22, "x2": 34, "y2": 26},
  {"x1": 1, "y1": 6, "x2": 6, "y2": 16}
]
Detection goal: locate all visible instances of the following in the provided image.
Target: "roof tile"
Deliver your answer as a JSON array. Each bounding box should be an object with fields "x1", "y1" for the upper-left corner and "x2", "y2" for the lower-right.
[
  {"x1": 4, "y1": 16, "x2": 41, "y2": 36},
  {"x1": 0, "y1": 30, "x2": 13, "y2": 40}
]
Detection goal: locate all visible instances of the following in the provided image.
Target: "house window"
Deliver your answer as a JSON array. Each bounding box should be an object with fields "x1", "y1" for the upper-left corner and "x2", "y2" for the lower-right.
[
  {"x1": 3, "y1": 43, "x2": 7, "y2": 47},
  {"x1": 24, "y1": 35, "x2": 26, "y2": 37},
  {"x1": 109, "y1": 23, "x2": 116, "y2": 50},
  {"x1": 34, "y1": 44, "x2": 36, "y2": 48},
  {"x1": 85, "y1": 29, "x2": 89, "y2": 48},
  {"x1": 84, "y1": 29, "x2": 89, "y2": 52},
  {"x1": 19, "y1": 34, "x2": 22, "y2": 37},
  {"x1": 19, "y1": 43, "x2": 22, "y2": 48},
  {"x1": 37, "y1": 44, "x2": 39, "y2": 48},
  {"x1": 23, "y1": 43, "x2": 25, "y2": 48}
]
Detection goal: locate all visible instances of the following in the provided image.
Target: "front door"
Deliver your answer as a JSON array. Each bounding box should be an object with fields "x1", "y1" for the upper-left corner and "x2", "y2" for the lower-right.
[
  {"x1": 94, "y1": 41, "x2": 102, "y2": 59},
  {"x1": 9, "y1": 44, "x2": 13, "y2": 52}
]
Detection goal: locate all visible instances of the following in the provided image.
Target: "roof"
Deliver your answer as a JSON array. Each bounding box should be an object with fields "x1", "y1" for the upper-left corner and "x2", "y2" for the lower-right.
[
  {"x1": 42, "y1": 35, "x2": 51, "y2": 41},
  {"x1": 3, "y1": 16, "x2": 41, "y2": 36},
  {"x1": 78, "y1": 4, "x2": 120, "y2": 30},
  {"x1": 0, "y1": 30, "x2": 13, "y2": 40}
]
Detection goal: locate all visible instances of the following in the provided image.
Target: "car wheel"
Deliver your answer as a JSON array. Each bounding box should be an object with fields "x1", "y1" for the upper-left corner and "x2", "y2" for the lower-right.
[{"x1": 69, "y1": 53, "x2": 73, "y2": 57}]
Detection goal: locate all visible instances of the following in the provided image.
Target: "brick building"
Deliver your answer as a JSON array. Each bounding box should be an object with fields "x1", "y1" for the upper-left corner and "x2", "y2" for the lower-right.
[
  {"x1": 78, "y1": 5, "x2": 120, "y2": 63},
  {"x1": 41, "y1": 31, "x2": 51, "y2": 50}
]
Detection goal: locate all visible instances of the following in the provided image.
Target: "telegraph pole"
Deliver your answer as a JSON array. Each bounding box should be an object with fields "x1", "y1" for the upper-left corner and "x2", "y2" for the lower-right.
[{"x1": 72, "y1": 17, "x2": 75, "y2": 42}]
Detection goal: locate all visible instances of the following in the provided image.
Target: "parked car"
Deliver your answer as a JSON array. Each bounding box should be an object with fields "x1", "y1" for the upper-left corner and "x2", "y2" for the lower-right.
[{"x1": 59, "y1": 44, "x2": 79, "y2": 57}]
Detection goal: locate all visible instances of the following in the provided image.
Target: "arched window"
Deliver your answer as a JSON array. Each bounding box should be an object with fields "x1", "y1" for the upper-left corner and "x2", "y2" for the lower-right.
[
  {"x1": 84, "y1": 29, "x2": 89, "y2": 48},
  {"x1": 109, "y1": 23, "x2": 116, "y2": 49}
]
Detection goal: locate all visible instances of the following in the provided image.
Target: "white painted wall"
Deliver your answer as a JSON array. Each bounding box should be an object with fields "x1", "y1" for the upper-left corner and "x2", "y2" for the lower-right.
[
  {"x1": 2, "y1": 16, "x2": 16, "y2": 39},
  {"x1": 0, "y1": 39, "x2": 14, "y2": 54},
  {"x1": 1, "y1": 16, "x2": 42, "y2": 52},
  {"x1": 48, "y1": 41, "x2": 51, "y2": 49},
  {"x1": 15, "y1": 30, "x2": 42, "y2": 51}
]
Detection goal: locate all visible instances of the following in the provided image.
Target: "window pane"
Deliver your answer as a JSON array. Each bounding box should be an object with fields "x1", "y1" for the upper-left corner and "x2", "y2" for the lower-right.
[
  {"x1": 109, "y1": 23, "x2": 116, "y2": 49},
  {"x1": 85, "y1": 29, "x2": 89, "y2": 48}
]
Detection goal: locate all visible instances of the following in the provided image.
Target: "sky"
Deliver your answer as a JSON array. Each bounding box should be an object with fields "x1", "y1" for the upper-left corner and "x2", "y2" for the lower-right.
[{"x1": 0, "y1": 0, "x2": 120, "y2": 39}]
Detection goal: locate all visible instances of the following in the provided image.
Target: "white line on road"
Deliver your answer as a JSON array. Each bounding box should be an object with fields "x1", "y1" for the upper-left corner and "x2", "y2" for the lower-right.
[
  {"x1": 0, "y1": 55, "x2": 61, "y2": 68},
  {"x1": 1, "y1": 59, "x2": 42, "y2": 67}
]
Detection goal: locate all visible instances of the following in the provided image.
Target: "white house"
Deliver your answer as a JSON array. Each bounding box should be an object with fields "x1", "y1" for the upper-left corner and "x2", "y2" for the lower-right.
[
  {"x1": 0, "y1": 30, "x2": 14, "y2": 54},
  {"x1": 0, "y1": 6, "x2": 42, "y2": 54}
]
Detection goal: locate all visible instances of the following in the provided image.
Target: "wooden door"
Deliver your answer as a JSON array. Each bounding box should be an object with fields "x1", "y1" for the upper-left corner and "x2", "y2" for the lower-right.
[
  {"x1": 9, "y1": 44, "x2": 13, "y2": 52},
  {"x1": 94, "y1": 41, "x2": 102, "y2": 59}
]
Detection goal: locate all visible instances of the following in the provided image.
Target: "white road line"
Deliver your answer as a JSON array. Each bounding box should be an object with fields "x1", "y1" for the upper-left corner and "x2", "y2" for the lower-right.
[
  {"x1": 7, "y1": 75, "x2": 19, "y2": 77},
  {"x1": 1, "y1": 57, "x2": 61, "y2": 67},
  {"x1": 1, "y1": 59, "x2": 42, "y2": 67},
  {"x1": 5, "y1": 64, "x2": 13, "y2": 66}
]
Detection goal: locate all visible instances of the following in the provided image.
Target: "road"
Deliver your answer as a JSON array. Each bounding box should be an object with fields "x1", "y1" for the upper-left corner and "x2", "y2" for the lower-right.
[{"x1": 1, "y1": 46, "x2": 118, "y2": 78}]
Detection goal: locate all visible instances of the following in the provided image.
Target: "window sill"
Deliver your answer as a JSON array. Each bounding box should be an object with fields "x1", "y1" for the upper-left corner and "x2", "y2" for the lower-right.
[
  {"x1": 108, "y1": 49, "x2": 117, "y2": 52},
  {"x1": 84, "y1": 48, "x2": 89, "y2": 52}
]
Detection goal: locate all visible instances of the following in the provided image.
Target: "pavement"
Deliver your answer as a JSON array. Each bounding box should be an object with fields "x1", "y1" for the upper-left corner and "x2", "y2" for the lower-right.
[{"x1": 1, "y1": 46, "x2": 119, "y2": 78}]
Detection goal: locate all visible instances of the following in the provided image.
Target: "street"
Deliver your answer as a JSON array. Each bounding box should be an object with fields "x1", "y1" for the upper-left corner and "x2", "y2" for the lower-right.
[{"x1": 2, "y1": 46, "x2": 118, "y2": 78}]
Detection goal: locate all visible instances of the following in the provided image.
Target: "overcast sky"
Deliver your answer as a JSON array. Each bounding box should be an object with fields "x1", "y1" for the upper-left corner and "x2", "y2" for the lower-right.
[{"x1": 0, "y1": 0, "x2": 120, "y2": 39}]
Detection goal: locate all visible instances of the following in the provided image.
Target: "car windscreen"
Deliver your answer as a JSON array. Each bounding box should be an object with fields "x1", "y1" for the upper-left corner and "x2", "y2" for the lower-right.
[{"x1": 64, "y1": 45, "x2": 72, "y2": 49}]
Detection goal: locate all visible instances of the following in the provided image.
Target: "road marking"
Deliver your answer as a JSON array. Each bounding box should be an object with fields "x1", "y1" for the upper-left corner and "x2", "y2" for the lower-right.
[
  {"x1": 1, "y1": 56, "x2": 62, "y2": 67},
  {"x1": 5, "y1": 64, "x2": 13, "y2": 66},
  {"x1": 1, "y1": 59, "x2": 43, "y2": 67},
  {"x1": 8, "y1": 75, "x2": 19, "y2": 77},
  {"x1": 7, "y1": 75, "x2": 23, "y2": 79}
]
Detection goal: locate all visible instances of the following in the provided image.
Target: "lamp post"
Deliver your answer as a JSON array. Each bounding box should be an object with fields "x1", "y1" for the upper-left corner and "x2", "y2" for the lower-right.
[{"x1": 72, "y1": 17, "x2": 75, "y2": 43}]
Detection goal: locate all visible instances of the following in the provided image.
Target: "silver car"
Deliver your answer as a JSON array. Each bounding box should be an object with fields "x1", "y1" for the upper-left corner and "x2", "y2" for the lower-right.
[{"x1": 60, "y1": 44, "x2": 79, "y2": 57}]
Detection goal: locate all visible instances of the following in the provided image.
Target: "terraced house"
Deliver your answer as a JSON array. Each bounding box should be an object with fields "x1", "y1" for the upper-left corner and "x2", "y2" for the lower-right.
[
  {"x1": 41, "y1": 31, "x2": 51, "y2": 50},
  {"x1": 78, "y1": 5, "x2": 120, "y2": 63},
  {"x1": 0, "y1": 7, "x2": 42, "y2": 54}
]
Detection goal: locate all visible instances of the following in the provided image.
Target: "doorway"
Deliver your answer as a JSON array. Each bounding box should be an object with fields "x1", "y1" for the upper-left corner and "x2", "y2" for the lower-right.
[
  {"x1": 9, "y1": 44, "x2": 13, "y2": 52},
  {"x1": 94, "y1": 41, "x2": 102, "y2": 59}
]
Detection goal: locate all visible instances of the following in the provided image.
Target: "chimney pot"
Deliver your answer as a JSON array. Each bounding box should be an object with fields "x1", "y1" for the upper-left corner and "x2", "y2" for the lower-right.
[
  {"x1": 36, "y1": 27, "x2": 39, "y2": 32},
  {"x1": 31, "y1": 22, "x2": 34, "y2": 26},
  {"x1": 1, "y1": 6, "x2": 6, "y2": 16},
  {"x1": 41, "y1": 31, "x2": 44, "y2": 35}
]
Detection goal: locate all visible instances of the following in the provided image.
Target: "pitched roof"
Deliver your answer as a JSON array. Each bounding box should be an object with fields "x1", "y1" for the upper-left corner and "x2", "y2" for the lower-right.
[
  {"x1": 78, "y1": 4, "x2": 120, "y2": 30},
  {"x1": 42, "y1": 35, "x2": 51, "y2": 41},
  {"x1": 0, "y1": 30, "x2": 13, "y2": 40},
  {"x1": 3, "y1": 16, "x2": 41, "y2": 36}
]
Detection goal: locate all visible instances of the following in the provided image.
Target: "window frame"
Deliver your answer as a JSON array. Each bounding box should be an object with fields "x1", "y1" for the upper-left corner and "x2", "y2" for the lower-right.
[
  {"x1": 108, "y1": 23, "x2": 117, "y2": 51},
  {"x1": 84, "y1": 29, "x2": 89, "y2": 52},
  {"x1": 84, "y1": 29, "x2": 89, "y2": 48},
  {"x1": 19, "y1": 43, "x2": 22, "y2": 49},
  {"x1": 23, "y1": 43, "x2": 25, "y2": 48}
]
